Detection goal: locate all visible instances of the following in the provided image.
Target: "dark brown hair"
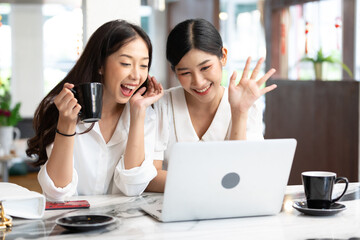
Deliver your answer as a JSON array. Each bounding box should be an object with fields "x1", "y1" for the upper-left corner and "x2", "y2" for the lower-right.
[
  {"x1": 166, "y1": 18, "x2": 223, "y2": 71},
  {"x1": 27, "y1": 20, "x2": 153, "y2": 166}
]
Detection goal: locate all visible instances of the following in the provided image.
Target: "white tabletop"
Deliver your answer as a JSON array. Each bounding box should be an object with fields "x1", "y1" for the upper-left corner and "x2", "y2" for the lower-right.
[{"x1": 3, "y1": 183, "x2": 360, "y2": 240}]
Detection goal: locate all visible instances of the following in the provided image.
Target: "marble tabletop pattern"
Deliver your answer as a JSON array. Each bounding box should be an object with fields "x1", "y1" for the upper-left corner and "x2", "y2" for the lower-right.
[{"x1": 2, "y1": 183, "x2": 360, "y2": 240}]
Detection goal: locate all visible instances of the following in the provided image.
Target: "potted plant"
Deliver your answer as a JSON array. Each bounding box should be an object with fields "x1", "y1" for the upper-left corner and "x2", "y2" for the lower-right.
[
  {"x1": 301, "y1": 48, "x2": 353, "y2": 80},
  {"x1": 0, "y1": 77, "x2": 21, "y2": 156}
]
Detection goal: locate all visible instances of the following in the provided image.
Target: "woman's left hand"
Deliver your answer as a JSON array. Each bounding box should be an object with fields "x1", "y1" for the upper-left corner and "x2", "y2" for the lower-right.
[
  {"x1": 130, "y1": 76, "x2": 164, "y2": 112},
  {"x1": 228, "y1": 57, "x2": 277, "y2": 115}
]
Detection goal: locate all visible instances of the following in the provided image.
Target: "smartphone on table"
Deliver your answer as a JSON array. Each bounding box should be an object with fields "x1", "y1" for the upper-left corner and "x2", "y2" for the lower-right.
[{"x1": 45, "y1": 200, "x2": 90, "y2": 210}]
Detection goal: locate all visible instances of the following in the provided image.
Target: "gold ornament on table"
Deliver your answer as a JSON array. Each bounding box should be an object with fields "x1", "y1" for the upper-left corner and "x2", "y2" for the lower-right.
[{"x1": 0, "y1": 202, "x2": 12, "y2": 232}]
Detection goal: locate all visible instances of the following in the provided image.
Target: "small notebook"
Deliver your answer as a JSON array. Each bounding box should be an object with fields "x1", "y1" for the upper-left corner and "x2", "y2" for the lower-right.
[{"x1": 0, "y1": 182, "x2": 45, "y2": 219}]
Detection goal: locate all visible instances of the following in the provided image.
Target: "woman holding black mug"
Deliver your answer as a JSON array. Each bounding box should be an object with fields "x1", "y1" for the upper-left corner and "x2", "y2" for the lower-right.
[{"x1": 27, "y1": 20, "x2": 163, "y2": 201}]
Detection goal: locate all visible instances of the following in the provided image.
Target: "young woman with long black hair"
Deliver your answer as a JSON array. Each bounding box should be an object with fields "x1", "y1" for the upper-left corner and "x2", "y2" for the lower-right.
[{"x1": 27, "y1": 20, "x2": 163, "y2": 200}]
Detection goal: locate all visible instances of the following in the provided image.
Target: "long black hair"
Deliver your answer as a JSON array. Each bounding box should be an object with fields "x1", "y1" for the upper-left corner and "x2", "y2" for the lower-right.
[
  {"x1": 166, "y1": 18, "x2": 223, "y2": 70},
  {"x1": 27, "y1": 20, "x2": 153, "y2": 166}
]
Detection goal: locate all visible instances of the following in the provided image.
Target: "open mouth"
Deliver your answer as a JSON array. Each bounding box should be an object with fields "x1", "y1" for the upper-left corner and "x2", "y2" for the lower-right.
[
  {"x1": 120, "y1": 84, "x2": 137, "y2": 97},
  {"x1": 193, "y1": 83, "x2": 212, "y2": 95}
]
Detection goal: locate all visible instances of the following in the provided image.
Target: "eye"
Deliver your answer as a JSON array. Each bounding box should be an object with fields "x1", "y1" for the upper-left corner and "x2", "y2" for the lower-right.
[
  {"x1": 140, "y1": 64, "x2": 149, "y2": 68},
  {"x1": 120, "y1": 63, "x2": 131, "y2": 67},
  {"x1": 201, "y1": 65, "x2": 211, "y2": 71},
  {"x1": 179, "y1": 72, "x2": 190, "y2": 76}
]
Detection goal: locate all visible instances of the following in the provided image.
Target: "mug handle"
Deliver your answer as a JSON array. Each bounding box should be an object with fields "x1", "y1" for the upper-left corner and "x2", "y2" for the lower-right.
[
  {"x1": 331, "y1": 177, "x2": 349, "y2": 203},
  {"x1": 70, "y1": 88, "x2": 82, "y2": 117},
  {"x1": 13, "y1": 127, "x2": 21, "y2": 140}
]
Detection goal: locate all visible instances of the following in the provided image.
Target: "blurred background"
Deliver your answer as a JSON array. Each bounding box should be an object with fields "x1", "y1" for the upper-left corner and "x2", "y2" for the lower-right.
[{"x1": 0, "y1": 0, "x2": 359, "y2": 191}]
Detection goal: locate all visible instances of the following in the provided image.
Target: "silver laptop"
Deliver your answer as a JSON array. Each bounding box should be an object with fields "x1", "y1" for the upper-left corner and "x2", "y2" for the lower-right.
[{"x1": 141, "y1": 139, "x2": 297, "y2": 222}]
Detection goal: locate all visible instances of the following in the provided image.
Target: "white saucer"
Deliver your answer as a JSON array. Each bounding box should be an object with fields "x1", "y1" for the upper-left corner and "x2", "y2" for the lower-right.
[{"x1": 292, "y1": 201, "x2": 346, "y2": 216}]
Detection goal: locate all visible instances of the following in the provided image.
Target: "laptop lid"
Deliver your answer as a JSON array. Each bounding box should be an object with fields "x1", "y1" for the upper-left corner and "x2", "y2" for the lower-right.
[{"x1": 160, "y1": 139, "x2": 297, "y2": 222}]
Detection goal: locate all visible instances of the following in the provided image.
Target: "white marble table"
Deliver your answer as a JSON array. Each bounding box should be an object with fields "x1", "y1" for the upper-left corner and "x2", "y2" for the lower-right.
[{"x1": 2, "y1": 183, "x2": 360, "y2": 240}]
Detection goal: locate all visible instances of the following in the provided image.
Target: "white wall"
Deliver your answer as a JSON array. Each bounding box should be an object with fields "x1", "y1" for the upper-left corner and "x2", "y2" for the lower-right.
[
  {"x1": 83, "y1": 0, "x2": 140, "y2": 42},
  {"x1": 11, "y1": 4, "x2": 44, "y2": 118}
]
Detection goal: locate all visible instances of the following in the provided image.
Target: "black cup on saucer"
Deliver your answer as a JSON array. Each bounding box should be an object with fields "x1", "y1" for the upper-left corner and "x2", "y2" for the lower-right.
[
  {"x1": 71, "y1": 82, "x2": 103, "y2": 123},
  {"x1": 302, "y1": 171, "x2": 349, "y2": 209}
]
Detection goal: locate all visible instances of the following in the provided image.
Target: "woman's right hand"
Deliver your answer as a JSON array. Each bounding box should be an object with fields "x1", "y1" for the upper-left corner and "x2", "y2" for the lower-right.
[
  {"x1": 54, "y1": 83, "x2": 81, "y2": 126},
  {"x1": 47, "y1": 83, "x2": 79, "y2": 188}
]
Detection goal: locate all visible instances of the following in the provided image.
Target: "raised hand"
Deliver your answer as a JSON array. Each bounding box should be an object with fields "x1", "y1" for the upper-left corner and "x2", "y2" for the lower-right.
[
  {"x1": 54, "y1": 83, "x2": 81, "y2": 124},
  {"x1": 130, "y1": 76, "x2": 164, "y2": 111},
  {"x1": 228, "y1": 57, "x2": 277, "y2": 115}
]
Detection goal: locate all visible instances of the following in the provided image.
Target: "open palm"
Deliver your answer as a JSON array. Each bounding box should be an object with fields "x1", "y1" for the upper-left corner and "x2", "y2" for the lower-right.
[
  {"x1": 228, "y1": 57, "x2": 277, "y2": 114},
  {"x1": 130, "y1": 76, "x2": 164, "y2": 110}
]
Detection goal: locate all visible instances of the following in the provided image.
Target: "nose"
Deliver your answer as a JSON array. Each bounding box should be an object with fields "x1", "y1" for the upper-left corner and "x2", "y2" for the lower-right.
[
  {"x1": 191, "y1": 72, "x2": 206, "y2": 88},
  {"x1": 129, "y1": 66, "x2": 141, "y2": 81}
]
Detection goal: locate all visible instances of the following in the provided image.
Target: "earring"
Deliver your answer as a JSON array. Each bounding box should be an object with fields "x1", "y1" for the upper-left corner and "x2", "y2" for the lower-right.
[{"x1": 99, "y1": 71, "x2": 102, "y2": 75}]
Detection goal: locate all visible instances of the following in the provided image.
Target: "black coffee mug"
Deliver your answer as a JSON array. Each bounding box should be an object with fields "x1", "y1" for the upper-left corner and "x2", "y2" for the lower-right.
[
  {"x1": 71, "y1": 82, "x2": 103, "y2": 123},
  {"x1": 302, "y1": 171, "x2": 349, "y2": 209}
]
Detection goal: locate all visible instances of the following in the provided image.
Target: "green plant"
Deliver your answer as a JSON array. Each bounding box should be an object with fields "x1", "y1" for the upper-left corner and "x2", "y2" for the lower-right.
[
  {"x1": 301, "y1": 48, "x2": 353, "y2": 78},
  {"x1": 0, "y1": 77, "x2": 22, "y2": 126}
]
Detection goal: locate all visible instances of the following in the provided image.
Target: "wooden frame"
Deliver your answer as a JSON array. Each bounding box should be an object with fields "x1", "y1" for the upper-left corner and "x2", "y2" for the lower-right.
[{"x1": 265, "y1": 80, "x2": 359, "y2": 184}]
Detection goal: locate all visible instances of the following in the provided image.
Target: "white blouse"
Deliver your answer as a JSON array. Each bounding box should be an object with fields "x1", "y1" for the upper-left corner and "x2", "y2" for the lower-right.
[
  {"x1": 38, "y1": 103, "x2": 157, "y2": 201},
  {"x1": 154, "y1": 86, "x2": 264, "y2": 169}
]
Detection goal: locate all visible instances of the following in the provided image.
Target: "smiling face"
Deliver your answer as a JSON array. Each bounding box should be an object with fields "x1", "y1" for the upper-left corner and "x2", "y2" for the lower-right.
[
  {"x1": 175, "y1": 48, "x2": 227, "y2": 104},
  {"x1": 101, "y1": 37, "x2": 149, "y2": 104}
]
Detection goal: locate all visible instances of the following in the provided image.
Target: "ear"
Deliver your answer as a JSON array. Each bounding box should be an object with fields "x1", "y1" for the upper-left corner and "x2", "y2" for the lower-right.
[
  {"x1": 99, "y1": 66, "x2": 104, "y2": 75},
  {"x1": 220, "y1": 47, "x2": 228, "y2": 66}
]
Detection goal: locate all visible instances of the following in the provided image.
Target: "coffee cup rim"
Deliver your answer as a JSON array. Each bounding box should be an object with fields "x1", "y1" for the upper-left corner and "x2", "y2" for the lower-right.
[
  {"x1": 302, "y1": 171, "x2": 336, "y2": 177},
  {"x1": 75, "y1": 82, "x2": 103, "y2": 87}
]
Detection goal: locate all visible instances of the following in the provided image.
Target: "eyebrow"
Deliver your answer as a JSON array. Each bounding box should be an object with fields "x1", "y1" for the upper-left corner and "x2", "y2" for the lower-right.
[
  {"x1": 176, "y1": 59, "x2": 211, "y2": 71},
  {"x1": 119, "y1": 54, "x2": 149, "y2": 60}
]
